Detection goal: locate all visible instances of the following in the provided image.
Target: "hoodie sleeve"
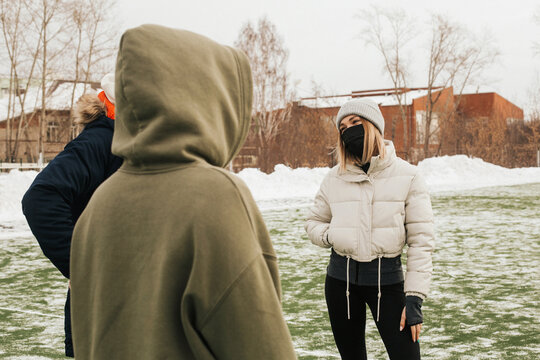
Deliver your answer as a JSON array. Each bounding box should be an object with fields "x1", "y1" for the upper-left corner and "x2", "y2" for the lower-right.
[
  {"x1": 305, "y1": 176, "x2": 332, "y2": 248},
  {"x1": 404, "y1": 173, "x2": 435, "y2": 299},
  {"x1": 21, "y1": 126, "x2": 115, "y2": 278},
  {"x1": 200, "y1": 254, "x2": 296, "y2": 359}
]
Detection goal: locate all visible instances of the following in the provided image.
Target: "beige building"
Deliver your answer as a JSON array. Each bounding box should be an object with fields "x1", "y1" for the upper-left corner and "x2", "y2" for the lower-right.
[{"x1": 0, "y1": 80, "x2": 100, "y2": 163}]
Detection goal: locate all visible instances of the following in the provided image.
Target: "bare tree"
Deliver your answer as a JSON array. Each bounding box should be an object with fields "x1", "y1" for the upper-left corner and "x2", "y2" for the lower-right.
[
  {"x1": 80, "y1": 0, "x2": 118, "y2": 82},
  {"x1": 0, "y1": 0, "x2": 44, "y2": 162},
  {"x1": 278, "y1": 80, "x2": 336, "y2": 168},
  {"x1": 30, "y1": 0, "x2": 71, "y2": 164},
  {"x1": 0, "y1": 0, "x2": 21, "y2": 161},
  {"x1": 422, "y1": 15, "x2": 498, "y2": 158},
  {"x1": 524, "y1": 77, "x2": 540, "y2": 165},
  {"x1": 66, "y1": 1, "x2": 86, "y2": 134},
  {"x1": 66, "y1": 0, "x2": 119, "y2": 137},
  {"x1": 1, "y1": 0, "x2": 118, "y2": 162},
  {"x1": 234, "y1": 16, "x2": 294, "y2": 173},
  {"x1": 359, "y1": 6, "x2": 415, "y2": 159}
]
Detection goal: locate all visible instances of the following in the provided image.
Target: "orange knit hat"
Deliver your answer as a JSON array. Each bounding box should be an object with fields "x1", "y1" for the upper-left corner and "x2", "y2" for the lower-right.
[
  {"x1": 98, "y1": 91, "x2": 115, "y2": 119},
  {"x1": 97, "y1": 73, "x2": 115, "y2": 119}
]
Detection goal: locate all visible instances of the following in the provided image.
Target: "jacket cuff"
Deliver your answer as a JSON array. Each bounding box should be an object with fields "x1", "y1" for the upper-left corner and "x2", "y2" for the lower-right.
[
  {"x1": 322, "y1": 229, "x2": 331, "y2": 247},
  {"x1": 405, "y1": 291, "x2": 426, "y2": 300}
]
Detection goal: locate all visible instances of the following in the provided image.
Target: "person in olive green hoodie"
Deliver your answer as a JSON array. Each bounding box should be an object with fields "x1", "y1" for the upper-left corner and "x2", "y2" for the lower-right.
[{"x1": 69, "y1": 24, "x2": 296, "y2": 359}]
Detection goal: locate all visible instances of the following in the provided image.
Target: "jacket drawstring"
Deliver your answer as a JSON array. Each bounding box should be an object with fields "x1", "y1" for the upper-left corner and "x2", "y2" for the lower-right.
[
  {"x1": 346, "y1": 256, "x2": 351, "y2": 319},
  {"x1": 377, "y1": 255, "x2": 382, "y2": 322},
  {"x1": 345, "y1": 255, "x2": 382, "y2": 321}
]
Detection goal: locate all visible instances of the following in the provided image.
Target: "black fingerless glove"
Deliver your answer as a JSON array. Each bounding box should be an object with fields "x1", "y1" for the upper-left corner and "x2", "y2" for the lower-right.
[{"x1": 406, "y1": 295, "x2": 423, "y2": 326}]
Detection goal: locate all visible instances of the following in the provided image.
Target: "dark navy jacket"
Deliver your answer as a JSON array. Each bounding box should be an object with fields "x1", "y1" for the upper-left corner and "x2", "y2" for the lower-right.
[{"x1": 22, "y1": 115, "x2": 122, "y2": 278}]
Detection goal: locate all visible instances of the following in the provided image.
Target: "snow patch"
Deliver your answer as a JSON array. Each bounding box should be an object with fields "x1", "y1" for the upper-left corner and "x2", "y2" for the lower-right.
[
  {"x1": 236, "y1": 164, "x2": 329, "y2": 201},
  {"x1": 0, "y1": 170, "x2": 38, "y2": 222},
  {"x1": 418, "y1": 155, "x2": 540, "y2": 192}
]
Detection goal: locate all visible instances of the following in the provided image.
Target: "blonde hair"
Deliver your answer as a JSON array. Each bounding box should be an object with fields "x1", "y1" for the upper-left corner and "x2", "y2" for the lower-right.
[
  {"x1": 74, "y1": 94, "x2": 106, "y2": 125},
  {"x1": 337, "y1": 118, "x2": 386, "y2": 172}
]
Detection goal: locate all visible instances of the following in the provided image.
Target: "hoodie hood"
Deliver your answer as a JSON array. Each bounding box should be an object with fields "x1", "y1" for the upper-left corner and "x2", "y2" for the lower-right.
[{"x1": 112, "y1": 24, "x2": 253, "y2": 171}]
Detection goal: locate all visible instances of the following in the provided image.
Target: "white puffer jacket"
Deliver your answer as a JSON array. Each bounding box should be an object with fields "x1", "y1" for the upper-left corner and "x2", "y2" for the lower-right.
[{"x1": 305, "y1": 141, "x2": 434, "y2": 299}]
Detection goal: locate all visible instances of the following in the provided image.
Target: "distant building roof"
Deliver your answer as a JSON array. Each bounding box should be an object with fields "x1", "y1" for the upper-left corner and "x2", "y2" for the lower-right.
[
  {"x1": 459, "y1": 85, "x2": 497, "y2": 95},
  {"x1": 298, "y1": 87, "x2": 444, "y2": 108},
  {"x1": 0, "y1": 80, "x2": 100, "y2": 121}
]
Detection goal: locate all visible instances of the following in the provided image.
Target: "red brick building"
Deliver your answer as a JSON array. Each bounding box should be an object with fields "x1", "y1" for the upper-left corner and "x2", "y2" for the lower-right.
[{"x1": 232, "y1": 87, "x2": 525, "y2": 171}]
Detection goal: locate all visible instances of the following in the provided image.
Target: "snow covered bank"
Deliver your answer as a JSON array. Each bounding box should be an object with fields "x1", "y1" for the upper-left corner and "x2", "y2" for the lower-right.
[
  {"x1": 0, "y1": 170, "x2": 38, "y2": 222},
  {"x1": 236, "y1": 164, "x2": 329, "y2": 201},
  {"x1": 237, "y1": 155, "x2": 540, "y2": 199},
  {"x1": 1, "y1": 156, "x2": 540, "y2": 221},
  {"x1": 418, "y1": 155, "x2": 540, "y2": 192}
]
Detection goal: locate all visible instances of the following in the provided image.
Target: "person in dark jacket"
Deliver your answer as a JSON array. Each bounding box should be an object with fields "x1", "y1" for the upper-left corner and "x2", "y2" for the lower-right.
[{"x1": 21, "y1": 78, "x2": 122, "y2": 357}]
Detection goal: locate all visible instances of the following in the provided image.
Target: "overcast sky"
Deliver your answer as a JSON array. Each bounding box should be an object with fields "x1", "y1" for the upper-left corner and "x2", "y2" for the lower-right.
[{"x1": 116, "y1": 0, "x2": 540, "y2": 116}]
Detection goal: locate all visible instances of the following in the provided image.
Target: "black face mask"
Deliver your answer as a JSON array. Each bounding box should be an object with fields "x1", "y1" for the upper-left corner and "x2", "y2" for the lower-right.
[{"x1": 341, "y1": 124, "x2": 365, "y2": 159}]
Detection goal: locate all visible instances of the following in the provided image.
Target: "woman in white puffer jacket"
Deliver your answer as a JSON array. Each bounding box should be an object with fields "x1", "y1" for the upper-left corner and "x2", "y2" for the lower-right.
[{"x1": 305, "y1": 98, "x2": 434, "y2": 360}]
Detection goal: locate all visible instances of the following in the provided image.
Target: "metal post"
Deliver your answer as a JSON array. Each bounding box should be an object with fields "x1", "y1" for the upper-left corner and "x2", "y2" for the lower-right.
[{"x1": 537, "y1": 145, "x2": 539, "y2": 167}]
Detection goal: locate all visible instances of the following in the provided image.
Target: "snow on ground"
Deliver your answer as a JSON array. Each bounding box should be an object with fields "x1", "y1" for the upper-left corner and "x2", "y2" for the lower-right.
[
  {"x1": 1, "y1": 155, "x2": 540, "y2": 222},
  {"x1": 418, "y1": 155, "x2": 540, "y2": 192},
  {"x1": 0, "y1": 170, "x2": 38, "y2": 222},
  {"x1": 237, "y1": 164, "x2": 329, "y2": 201}
]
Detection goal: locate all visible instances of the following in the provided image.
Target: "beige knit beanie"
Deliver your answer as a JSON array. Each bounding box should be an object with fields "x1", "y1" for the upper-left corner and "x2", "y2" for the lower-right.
[{"x1": 336, "y1": 98, "x2": 385, "y2": 135}]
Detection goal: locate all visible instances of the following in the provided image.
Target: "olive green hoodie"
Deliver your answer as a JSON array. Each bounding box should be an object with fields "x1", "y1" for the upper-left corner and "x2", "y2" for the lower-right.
[{"x1": 70, "y1": 24, "x2": 296, "y2": 359}]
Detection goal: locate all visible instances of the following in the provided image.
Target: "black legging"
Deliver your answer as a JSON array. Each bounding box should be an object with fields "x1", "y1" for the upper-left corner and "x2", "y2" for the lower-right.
[
  {"x1": 65, "y1": 289, "x2": 74, "y2": 357},
  {"x1": 325, "y1": 275, "x2": 421, "y2": 360}
]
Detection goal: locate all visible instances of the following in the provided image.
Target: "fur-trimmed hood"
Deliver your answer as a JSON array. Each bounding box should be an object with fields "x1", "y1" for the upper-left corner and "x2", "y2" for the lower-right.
[{"x1": 74, "y1": 94, "x2": 107, "y2": 125}]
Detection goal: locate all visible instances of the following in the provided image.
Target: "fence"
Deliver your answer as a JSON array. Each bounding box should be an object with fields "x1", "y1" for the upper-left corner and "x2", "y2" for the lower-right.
[{"x1": 0, "y1": 162, "x2": 46, "y2": 172}]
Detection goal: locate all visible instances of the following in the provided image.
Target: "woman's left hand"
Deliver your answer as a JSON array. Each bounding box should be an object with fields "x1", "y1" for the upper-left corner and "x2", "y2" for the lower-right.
[{"x1": 400, "y1": 307, "x2": 422, "y2": 342}]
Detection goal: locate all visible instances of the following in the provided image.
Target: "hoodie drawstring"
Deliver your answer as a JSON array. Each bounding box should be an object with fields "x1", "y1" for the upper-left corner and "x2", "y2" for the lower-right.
[
  {"x1": 346, "y1": 256, "x2": 351, "y2": 319},
  {"x1": 377, "y1": 255, "x2": 382, "y2": 322}
]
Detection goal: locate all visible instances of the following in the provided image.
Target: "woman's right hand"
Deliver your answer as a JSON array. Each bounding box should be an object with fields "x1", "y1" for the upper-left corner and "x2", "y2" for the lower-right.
[{"x1": 400, "y1": 307, "x2": 422, "y2": 342}]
